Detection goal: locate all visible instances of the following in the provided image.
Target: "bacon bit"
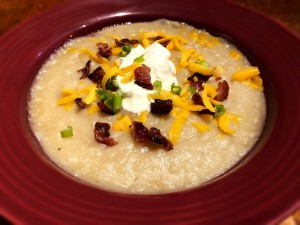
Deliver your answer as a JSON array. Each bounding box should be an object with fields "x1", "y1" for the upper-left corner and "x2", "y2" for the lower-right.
[
  {"x1": 97, "y1": 101, "x2": 114, "y2": 115},
  {"x1": 191, "y1": 93, "x2": 204, "y2": 105},
  {"x1": 151, "y1": 36, "x2": 170, "y2": 47},
  {"x1": 115, "y1": 38, "x2": 139, "y2": 47},
  {"x1": 214, "y1": 80, "x2": 229, "y2": 101},
  {"x1": 134, "y1": 64, "x2": 153, "y2": 90},
  {"x1": 130, "y1": 121, "x2": 173, "y2": 151},
  {"x1": 151, "y1": 99, "x2": 173, "y2": 114},
  {"x1": 198, "y1": 109, "x2": 214, "y2": 115},
  {"x1": 94, "y1": 122, "x2": 117, "y2": 146},
  {"x1": 131, "y1": 121, "x2": 150, "y2": 143},
  {"x1": 192, "y1": 93, "x2": 214, "y2": 115},
  {"x1": 88, "y1": 66, "x2": 105, "y2": 86},
  {"x1": 151, "y1": 36, "x2": 164, "y2": 41},
  {"x1": 148, "y1": 127, "x2": 173, "y2": 150},
  {"x1": 74, "y1": 98, "x2": 86, "y2": 108},
  {"x1": 215, "y1": 77, "x2": 222, "y2": 81},
  {"x1": 188, "y1": 72, "x2": 212, "y2": 90},
  {"x1": 96, "y1": 42, "x2": 112, "y2": 58},
  {"x1": 78, "y1": 60, "x2": 91, "y2": 79}
]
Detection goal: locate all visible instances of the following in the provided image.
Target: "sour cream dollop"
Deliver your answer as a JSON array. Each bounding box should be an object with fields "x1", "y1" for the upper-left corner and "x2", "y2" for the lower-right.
[{"x1": 117, "y1": 42, "x2": 178, "y2": 114}]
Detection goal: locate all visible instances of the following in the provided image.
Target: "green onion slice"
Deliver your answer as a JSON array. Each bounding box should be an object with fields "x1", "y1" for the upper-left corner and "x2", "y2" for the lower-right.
[
  {"x1": 60, "y1": 126, "x2": 73, "y2": 138},
  {"x1": 196, "y1": 60, "x2": 209, "y2": 67},
  {"x1": 171, "y1": 83, "x2": 182, "y2": 95},
  {"x1": 153, "y1": 80, "x2": 162, "y2": 94},
  {"x1": 119, "y1": 44, "x2": 132, "y2": 57},
  {"x1": 105, "y1": 76, "x2": 119, "y2": 91},
  {"x1": 134, "y1": 54, "x2": 144, "y2": 62},
  {"x1": 189, "y1": 87, "x2": 197, "y2": 94},
  {"x1": 96, "y1": 89, "x2": 123, "y2": 114},
  {"x1": 214, "y1": 105, "x2": 226, "y2": 117},
  {"x1": 95, "y1": 89, "x2": 108, "y2": 101}
]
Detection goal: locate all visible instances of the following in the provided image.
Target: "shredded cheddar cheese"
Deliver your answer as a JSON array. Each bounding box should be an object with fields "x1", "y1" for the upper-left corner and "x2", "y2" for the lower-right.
[
  {"x1": 170, "y1": 107, "x2": 182, "y2": 117},
  {"x1": 136, "y1": 111, "x2": 149, "y2": 124},
  {"x1": 217, "y1": 112, "x2": 235, "y2": 135},
  {"x1": 57, "y1": 92, "x2": 81, "y2": 105},
  {"x1": 141, "y1": 31, "x2": 187, "y2": 51},
  {"x1": 111, "y1": 47, "x2": 122, "y2": 56},
  {"x1": 242, "y1": 76, "x2": 263, "y2": 91},
  {"x1": 58, "y1": 84, "x2": 98, "y2": 107},
  {"x1": 66, "y1": 47, "x2": 77, "y2": 54},
  {"x1": 112, "y1": 115, "x2": 132, "y2": 131},
  {"x1": 192, "y1": 122, "x2": 211, "y2": 133},
  {"x1": 229, "y1": 50, "x2": 242, "y2": 60},
  {"x1": 179, "y1": 83, "x2": 192, "y2": 99},
  {"x1": 63, "y1": 102, "x2": 75, "y2": 110},
  {"x1": 232, "y1": 67, "x2": 260, "y2": 81},
  {"x1": 83, "y1": 85, "x2": 98, "y2": 104},
  {"x1": 188, "y1": 61, "x2": 213, "y2": 76},
  {"x1": 102, "y1": 66, "x2": 119, "y2": 90},
  {"x1": 80, "y1": 48, "x2": 106, "y2": 64},
  {"x1": 212, "y1": 66, "x2": 225, "y2": 77},
  {"x1": 180, "y1": 49, "x2": 195, "y2": 67},
  {"x1": 201, "y1": 85, "x2": 216, "y2": 112},
  {"x1": 169, "y1": 109, "x2": 190, "y2": 144},
  {"x1": 87, "y1": 103, "x2": 100, "y2": 115}
]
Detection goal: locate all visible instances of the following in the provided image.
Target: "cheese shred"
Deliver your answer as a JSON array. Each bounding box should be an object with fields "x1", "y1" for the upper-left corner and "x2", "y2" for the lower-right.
[{"x1": 169, "y1": 109, "x2": 190, "y2": 144}]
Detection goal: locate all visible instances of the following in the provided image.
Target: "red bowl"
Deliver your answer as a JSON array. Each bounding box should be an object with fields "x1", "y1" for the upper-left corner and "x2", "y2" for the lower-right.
[{"x1": 1, "y1": 0, "x2": 299, "y2": 224}]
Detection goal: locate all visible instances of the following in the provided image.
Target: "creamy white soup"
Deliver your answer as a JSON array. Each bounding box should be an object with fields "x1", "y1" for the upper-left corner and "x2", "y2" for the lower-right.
[{"x1": 28, "y1": 19, "x2": 266, "y2": 194}]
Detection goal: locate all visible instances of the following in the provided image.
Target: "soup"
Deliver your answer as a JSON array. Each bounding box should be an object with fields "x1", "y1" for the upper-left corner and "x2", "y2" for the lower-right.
[{"x1": 28, "y1": 19, "x2": 266, "y2": 194}]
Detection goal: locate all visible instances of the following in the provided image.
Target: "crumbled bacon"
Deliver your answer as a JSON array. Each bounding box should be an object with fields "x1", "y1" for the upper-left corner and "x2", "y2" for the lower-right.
[
  {"x1": 115, "y1": 38, "x2": 139, "y2": 47},
  {"x1": 96, "y1": 42, "x2": 112, "y2": 58},
  {"x1": 94, "y1": 122, "x2": 117, "y2": 146},
  {"x1": 188, "y1": 72, "x2": 212, "y2": 90},
  {"x1": 191, "y1": 93, "x2": 204, "y2": 106},
  {"x1": 150, "y1": 36, "x2": 170, "y2": 47},
  {"x1": 192, "y1": 93, "x2": 213, "y2": 115},
  {"x1": 198, "y1": 109, "x2": 214, "y2": 115},
  {"x1": 88, "y1": 66, "x2": 105, "y2": 86},
  {"x1": 74, "y1": 98, "x2": 86, "y2": 108},
  {"x1": 78, "y1": 60, "x2": 91, "y2": 79},
  {"x1": 131, "y1": 121, "x2": 150, "y2": 143},
  {"x1": 214, "y1": 80, "x2": 229, "y2": 102},
  {"x1": 97, "y1": 101, "x2": 114, "y2": 115},
  {"x1": 134, "y1": 64, "x2": 153, "y2": 90},
  {"x1": 130, "y1": 121, "x2": 173, "y2": 151},
  {"x1": 151, "y1": 36, "x2": 163, "y2": 41},
  {"x1": 151, "y1": 99, "x2": 173, "y2": 114},
  {"x1": 148, "y1": 127, "x2": 173, "y2": 151}
]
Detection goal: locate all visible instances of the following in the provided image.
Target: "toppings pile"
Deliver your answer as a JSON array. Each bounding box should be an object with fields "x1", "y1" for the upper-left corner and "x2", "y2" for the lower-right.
[{"x1": 58, "y1": 29, "x2": 263, "y2": 151}]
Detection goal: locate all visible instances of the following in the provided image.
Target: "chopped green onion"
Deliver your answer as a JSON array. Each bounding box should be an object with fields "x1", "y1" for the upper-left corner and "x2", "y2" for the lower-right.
[
  {"x1": 60, "y1": 126, "x2": 73, "y2": 138},
  {"x1": 171, "y1": 83, "x2": 182, "y2": 95},
  {"x1": 196, "y1": 60, "x2": 209, "y2": 67},
  {"x1": 134, "y1": 54, "x2": 144, "y2": 62},
  {"x1": 119, "y1": 44, "x2": 132, "y2": 57},
  {"x1": 96, "y1": 89, "x2": 123, "y2": 114},
  {"x1": 113, "y1": 94, "x2": 123, "y2": 112},
  {"x1": 105, "y1": 76, "x2": 119, "y2": 91},
  {"x1": 95, "y1": 89, "x2": 108, "y2": 100},
  {"x1": 189, "y1": 87, "x2": 197, "y2": 94},
  {"x1": 214, "y1": 105, "x2": 226, "y2": 117},
  {"x1": 153, "y1": 80, "x2": 162, "y2": 94}
]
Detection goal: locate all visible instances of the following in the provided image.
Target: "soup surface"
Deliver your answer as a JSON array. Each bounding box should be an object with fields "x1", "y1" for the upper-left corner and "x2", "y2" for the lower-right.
[{"x1": 28, "y1": 19, "x2": 266, "y2": 194}]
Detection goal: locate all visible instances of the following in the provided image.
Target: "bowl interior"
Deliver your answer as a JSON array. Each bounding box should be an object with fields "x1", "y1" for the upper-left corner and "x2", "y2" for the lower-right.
[{"x1": 20, "y1": 12, "x2": 276, "y2": 194}]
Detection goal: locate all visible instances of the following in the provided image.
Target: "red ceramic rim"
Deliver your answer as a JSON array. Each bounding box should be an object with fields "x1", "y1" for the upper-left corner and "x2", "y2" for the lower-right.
[{"x1": 1, "y1": 0, "x2": 299, "y2": 224}]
